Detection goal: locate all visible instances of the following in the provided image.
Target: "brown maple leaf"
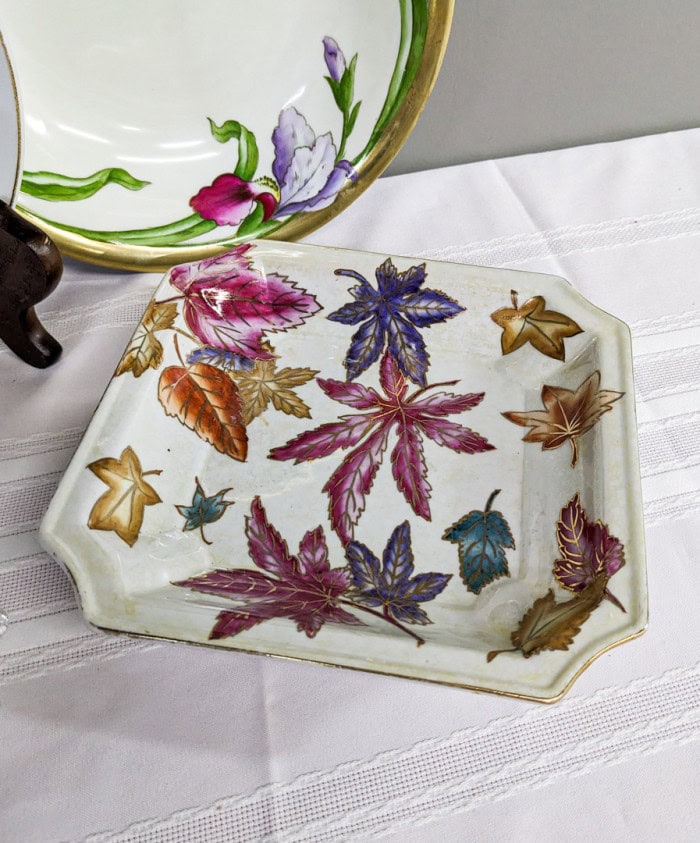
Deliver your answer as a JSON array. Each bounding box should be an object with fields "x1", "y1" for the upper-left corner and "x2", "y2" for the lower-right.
[
  {"x1": 158, "y1": 362, "x2": 248, "y2": 461},
  {"x1": 491, "y1": 291, "x2": 582, "y2": 360},
  {"x1": 231, "y1": 346, "x2": 318, "y2": 426},
  {"x1": 487, "y1": 576, "x2": 606, "y2": 662},
  {"x1": 87, "y1": 446, "x2": 162, "y2": 546},
  {"x1": 116, "y1": 300, "x2": 178, "y2": 377},
  {"x1": 502, "y1": 371, "x2": 623, "y2": 466}
]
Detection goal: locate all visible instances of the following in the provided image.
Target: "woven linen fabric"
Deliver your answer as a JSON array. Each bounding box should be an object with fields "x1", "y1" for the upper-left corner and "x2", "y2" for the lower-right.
[{"x1": 1, "y1": 129, "x2": 700, "y2": 842}]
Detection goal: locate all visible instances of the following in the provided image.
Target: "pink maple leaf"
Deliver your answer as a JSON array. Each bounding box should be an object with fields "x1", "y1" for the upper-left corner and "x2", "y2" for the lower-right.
[
  {"x1": 173, "y1": 497, "x2": 363, "y2": 640},
  {"x1": 554, "y1": 493, "x2": 626, "y2": 612},
  {"x1": 269, "y1": 351, "x2": 495, "y2": 543},
  {"x1": 168, "y1": 244, "x2": 321, "y2": 360}
]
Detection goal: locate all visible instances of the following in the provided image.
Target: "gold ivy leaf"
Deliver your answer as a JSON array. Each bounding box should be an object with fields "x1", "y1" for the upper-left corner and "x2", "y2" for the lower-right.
[
  {"x1": 502, "y1": 370, "x2": 624, "y2": 466},
  {"x1": 231, "y1": 347, "x2": 318, "y2": 426},
  {"x1": 87, "y1": 445, "x2": 162, "y2": 546},
  {"x1": 491, "y1": 291, "x2": 582, "y2": 360},
  {"x1": 116, "y1": 300, "x2": 178, "y2": 377},
  {"x1": 487, "y1": 576, "x2": 606, "y2": 662}
]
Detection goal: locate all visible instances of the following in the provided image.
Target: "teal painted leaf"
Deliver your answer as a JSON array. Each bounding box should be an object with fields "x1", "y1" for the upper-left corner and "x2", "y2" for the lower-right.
[
  {"x1": 207, "y1": 118, "x2": 259, "y2": 181},
  {"x1": 443, "y1": 489, "x2": 515, "y2": 594},
  {"x1": 21, "y1": 168, "x2": 150, "y2": 201},
  {"x1": 176, "y1": 477, "x2": 234, "y2": 545}
]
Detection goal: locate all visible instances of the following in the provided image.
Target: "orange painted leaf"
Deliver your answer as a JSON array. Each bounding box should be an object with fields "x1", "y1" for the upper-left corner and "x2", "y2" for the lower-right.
[
  {"x1": 87, "y1": 445, "x2": 162, "y2": 547},
  {"x1": 487, "y1": 577, "x2": 606, "y2": 662},
  {"x1": 158, "y1": 362, "x2": 248, "y2": 460},
  {"x1": 491, "y1": 292, "x2": 582, "y2": 360},
  {"x1": 502, "y1": 370, "x2": 623, "y2": 466}
]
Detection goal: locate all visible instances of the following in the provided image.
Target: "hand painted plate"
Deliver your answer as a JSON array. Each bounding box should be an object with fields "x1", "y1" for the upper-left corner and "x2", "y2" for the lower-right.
[
  {"x1": 0, "y1": 0, "x2": 452, "y2": 271},
  {"x1": 39, "y1": 242, "x2": 647, "y2": 702},
  {"x1": 0, "y1": 30, "x2": 20, "y2": 204}
]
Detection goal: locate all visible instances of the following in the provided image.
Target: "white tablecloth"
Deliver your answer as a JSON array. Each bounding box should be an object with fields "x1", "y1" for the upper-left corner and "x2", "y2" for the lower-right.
[{"x1": 2, "y1": 129, "x2": 700, "y2": 842}]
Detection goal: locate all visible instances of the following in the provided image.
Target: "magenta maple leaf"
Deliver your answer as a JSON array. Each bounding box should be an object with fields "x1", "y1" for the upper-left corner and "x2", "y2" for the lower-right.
[
  {"x1": 554, "y1": 493, "x2": 626, "y2": 612},
  {"x1": 173, "y1": 496, "x2": 363, "y2": 640},
  {"x1": 167, "y1": 244, "x2": 321, "y2": 360},
  {"x1": 269, "y1": 351, "x2": 495, "y2": 543}
]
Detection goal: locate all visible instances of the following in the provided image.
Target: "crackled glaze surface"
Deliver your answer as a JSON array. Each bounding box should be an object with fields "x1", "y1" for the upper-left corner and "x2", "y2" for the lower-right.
[{"x1": 40, "y1": 242, "x2": 647, "y2": 701}]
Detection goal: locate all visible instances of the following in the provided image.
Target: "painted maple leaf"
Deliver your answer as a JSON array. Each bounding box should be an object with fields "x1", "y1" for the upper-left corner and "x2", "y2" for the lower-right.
[
  {"x1": 346, "y1": 521, "x2": 451, "y2": 629},
  {"x1": 502, "y1": 371, "x2": 624, "y2": 467},
  {"x1": 442, "y1": 489, "x2": 515, "y2": 594},
  {"x1": 554, "y1": 493, "x2": 626, "y2": 611},
  {"x1": 86, "y1": 446, "x2": 162, "y2": 547},
  {"x1": 175, "y1": 477, "x2": 234, "y2": 545},
  {"x1": 173, "y1": 497, "x2": 363, "y2": 640},
  {"x1": 230, "y1": 344, "x2": 318, "y2": 425},
  {"x1": 327, "y1": 257, "x2": 464, "y2": 385},
  {"x1": 167, "y1": 244, "x2": 321, "y2": 360},
  {"x1": 269, "y1": 351, "x2": 494, "y2": 544},
  {"x1": 116, "y1": 300, "x2": 178, "y2": 377},
  {"x1": 490, "y1": 291, "x2": 582, "y2": 361}
]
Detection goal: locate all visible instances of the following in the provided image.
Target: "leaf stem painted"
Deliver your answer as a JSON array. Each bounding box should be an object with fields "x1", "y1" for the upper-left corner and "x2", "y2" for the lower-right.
[
  {"x1": 340, "y1": 599, "x2": 425, "y2": 646},
  {"x1": 484, "y1": 489, "x2": 501, "y2": 512}
]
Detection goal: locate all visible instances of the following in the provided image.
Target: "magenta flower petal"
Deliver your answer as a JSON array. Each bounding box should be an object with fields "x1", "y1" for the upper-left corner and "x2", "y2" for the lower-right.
[{"x1": 190, "y1": 174, "x2": 277, "y2": 226}]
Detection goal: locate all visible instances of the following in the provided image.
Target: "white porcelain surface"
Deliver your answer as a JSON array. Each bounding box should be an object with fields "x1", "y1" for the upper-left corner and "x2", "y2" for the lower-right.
[
  {"x1": 39, "y1": 241, "x2": 647, "y2": 701},
  {"x1": 0, "y1": 1, "x2": 448, "y2": 265},
  {"x1": 0, "y1": 32, "x2": 19, "y2": 203}
]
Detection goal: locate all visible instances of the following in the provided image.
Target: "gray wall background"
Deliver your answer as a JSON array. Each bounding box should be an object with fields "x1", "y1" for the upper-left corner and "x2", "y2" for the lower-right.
[{"x1": 387, "y1": 0, "x2": 700, "y2": 175}]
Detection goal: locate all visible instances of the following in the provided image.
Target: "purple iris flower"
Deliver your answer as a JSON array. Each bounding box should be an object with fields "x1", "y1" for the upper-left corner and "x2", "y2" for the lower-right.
[
  {"x1": 322, "y1": 36, "x2": 346, "y2": 82},
  {"x1": 190, "y1": 106, "x2": 356, "y2": 227}
]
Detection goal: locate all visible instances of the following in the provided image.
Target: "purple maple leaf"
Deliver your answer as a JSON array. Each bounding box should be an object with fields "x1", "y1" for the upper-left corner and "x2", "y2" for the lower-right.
[
  {"x1": 168, "y1": 244, "x2": 321, "y2": 359},
  {"x1": 269, "y1": 351, "x2": 494, "y2": 544},
  {"x1": 554, "y1": 493, "x2": 626, "y2": 612},
  {"x1": 173, "y1": 497, "x2": 363, "y2": 640},
  {"x1": 327, "y1": 258, "x2": 465, "y2": 385},
  {"x1": 346, "y1": 521, "x2": 451, "y2": 625}
]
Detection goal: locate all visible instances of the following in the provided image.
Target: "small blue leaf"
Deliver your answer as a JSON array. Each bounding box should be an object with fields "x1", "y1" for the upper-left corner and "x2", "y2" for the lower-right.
[
  {"x1": 443, "y1": 490, "x2": 515, "y2": 594},
  {"x1": 175, "y1": 478, "x2": 234, "y2": 545}
]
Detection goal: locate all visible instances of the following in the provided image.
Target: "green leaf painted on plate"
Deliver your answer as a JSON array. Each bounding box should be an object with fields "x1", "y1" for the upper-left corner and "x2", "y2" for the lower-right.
[
  {"x1": 207, "y1": 118, "x2": 259, "y2": 181},
  {"x1": 236, "y1": 200, "x2": 266, "y2": 239},
  {"x1": 21, "y1": 168, "x2": 150, "y2": 202}
]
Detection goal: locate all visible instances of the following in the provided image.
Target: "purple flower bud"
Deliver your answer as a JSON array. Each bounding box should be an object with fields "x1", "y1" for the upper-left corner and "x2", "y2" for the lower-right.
[{"x1": 322, "y1": 36, "x2": 346, "y2": 82}]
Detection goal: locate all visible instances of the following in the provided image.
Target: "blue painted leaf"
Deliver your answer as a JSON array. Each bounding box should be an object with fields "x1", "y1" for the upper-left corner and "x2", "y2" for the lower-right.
[
  {"x1": 328, "y1": 258, "x2": 464, "y2": 383},
  {"x1": 386, "y1": 314, "x2": 429, "y2": 387},
  {"x1": 176, "y1": 478, "x2": 234, "y2": 544},
  {"x1": 346, "y1": 541, "x2": 381, "y2": 593},
  {"x1": 402, "y1": 291, "x2": 465, "y2": 328},
  {"x1": 186, "y1": 347, "x2": 254, "y2": 372},
  {"x1": 443, "y1": 490, "x2": 515, "y2": 594},
  {"x1": 346, "y1": 521, "x2": 451, "y2": 624},
  {"x1": 345, "y1": 314, "x2": 384, "y2": 380}
]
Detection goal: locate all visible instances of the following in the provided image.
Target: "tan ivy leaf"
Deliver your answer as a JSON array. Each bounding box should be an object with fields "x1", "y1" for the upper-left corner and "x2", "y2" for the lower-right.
[
  {"x1": 87, "y1": 445, "x2": 162, "y2": 547},
  {"x1": 116, "y1": 300, "x2": 178, "y2": 377},
  {"x1": 502, "y1": 370, "x2": 623, "y2": 466},
  {"x1": 487, "y1": 576, "x2": 606, "y2": 662},
  {"x1": 231, "y1": 351, "x2": 318, "y2": 426},
  {"x1": 491, "y1": 291, "x2": 582, "y2": 360}
]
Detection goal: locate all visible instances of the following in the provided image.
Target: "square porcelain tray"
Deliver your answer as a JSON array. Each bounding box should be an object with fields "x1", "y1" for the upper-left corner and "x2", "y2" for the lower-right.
[{"x1": 40, "y1": 241, "x2": 647, "y2": 701}]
